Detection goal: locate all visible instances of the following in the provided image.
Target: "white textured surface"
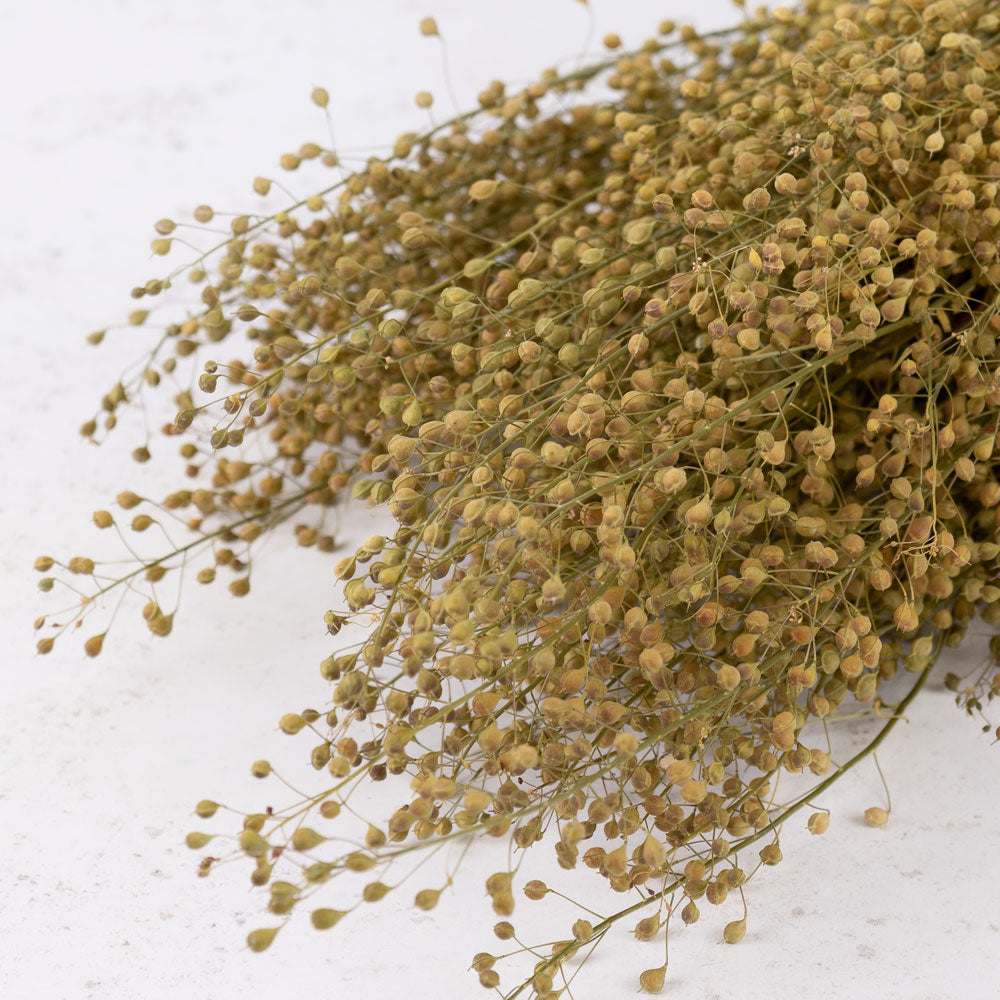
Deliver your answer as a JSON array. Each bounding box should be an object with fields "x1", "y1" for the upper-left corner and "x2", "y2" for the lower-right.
[{"x1": 2, "y1": 2, "x2": 999, "y2": 997}]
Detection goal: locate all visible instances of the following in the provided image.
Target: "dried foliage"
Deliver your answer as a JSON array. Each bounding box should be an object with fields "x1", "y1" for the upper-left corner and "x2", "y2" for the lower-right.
[{"x1": 37, "y1": 0, "x2": 1000, "y2": 993}]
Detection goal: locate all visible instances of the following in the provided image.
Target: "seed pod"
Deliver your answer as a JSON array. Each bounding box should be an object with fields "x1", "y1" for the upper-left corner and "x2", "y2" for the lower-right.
[
  {"x1": 523, "y1": 880, "x2": 547, "y2": 901},
  {"x1": 311, "y1": 908, "x2": 345, "y2": 930},
  {"x1": 469, "y1": 179, "x2": 499, "y2": 201},
  {"x1": 684, "y1": 497, "x2": 712, "y2": 529},
  {"x1": 633, "y1": 914, "x2": 660, "y2": 941},
  {"x1": 415, "y1": 888, "x2": 441, "y2": 910},
  {"x1": 246, "y1": 927, "x2": 279, "y2": 952},
  {"x1": 924, "y1": 130, "x2": 945, "y2": 153},
  {"x1": 723, "y1": 919, "x2": 746, "y2": 944},
  {"x1": 639, "y1": 966, "x2": 666, "y2": 993},
  {"x1": 239, "y1": 830, "x2": 269, "y2": 857},
  {"x1": 83, "y1": 633, "x2": 105, "y2": 658},
  {"x1": 362, "y1": 881, "x2": 390, "y2": 902},
  {"x1": 681, "y1": 779, "x2": 708, "y2": 804},
  {"x1": 291, "y1": 827, "x2": 325, "y2": 852},
  {"x1": 893, "y1": 602, "x2": 919, "y2": 633},
  {"x1": 807, "y1": 812, "x2": 830, "y2": 835},
  {"x1": 716, "y1": 664, "x2": 741, "y2": 691},
  {"x1": 641, "y1": 833, "x2": 667, "y2": 870},
  {"x1": 624, "y1": 217, "x2": 655, "y2": 246},
  {"x1": 864, "y1": 807, "x2": 889, "y2": 827},
  {"x1": 759, "y1": 843, "x2": 782, "y2": 866}
]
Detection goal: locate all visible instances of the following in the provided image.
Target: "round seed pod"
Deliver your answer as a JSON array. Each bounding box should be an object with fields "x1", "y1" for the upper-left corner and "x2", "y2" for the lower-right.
[
  {"x1": 864, "y1": 807, "x2": 889, "y2": 827},
  {"x1": 723, "y1": 919, "x2": 746, "y2": 944}
]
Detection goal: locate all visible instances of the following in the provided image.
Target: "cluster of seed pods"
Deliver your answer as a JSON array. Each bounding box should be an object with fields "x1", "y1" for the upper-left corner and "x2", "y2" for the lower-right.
[{"x1": 37, "y1": 0, "x2": 1000, "y2": 993}]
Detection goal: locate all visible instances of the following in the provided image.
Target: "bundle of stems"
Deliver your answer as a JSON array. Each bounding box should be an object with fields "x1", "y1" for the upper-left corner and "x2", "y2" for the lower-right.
[{"x1": 36, "y1": 0, "x2": 1000, "y2": 993}]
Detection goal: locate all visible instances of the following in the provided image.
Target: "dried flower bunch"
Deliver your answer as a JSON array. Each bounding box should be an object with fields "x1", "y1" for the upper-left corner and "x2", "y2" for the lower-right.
[{"x1": 36, "y1": 0, "x2": 1000, "y2": 993}]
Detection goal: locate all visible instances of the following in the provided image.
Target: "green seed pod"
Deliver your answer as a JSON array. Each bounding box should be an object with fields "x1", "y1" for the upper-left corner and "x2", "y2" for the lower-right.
[
  {"x1": 639, "y1": 966, "x2": 666, "y2": 993},
  {"x1": 311, "y1": 908, "x2": 346, "y2": 930},
  {"x1": 344, "y1": 852, "x2": 376, "y2": 872},
  {"x1": 415, "y1": 888, "x2": 441, "y2": 910},
  {"x1": 250, "y1": 863, "x2": 272, "y2": 887},
  {"x1": 291, "y1": 827, "x2": 325, "y2": 852},
  {"x1": 239, "y1": 830, "x2": 269, "y2": 857},
  {"x1": 246, "y1": 927, "x2": 279, "y2": 952},
  {"x1": 723, "y1": 919, "x2": 746, "y2": 944},
  {"x1": 633, "y1": 914, "x2": 660, "y2": 941},
  {"x1": 83, "y1": 633, "x2": 105, "y2": 658},
  {"x1": 278, "y1": 713, "x2": 307, "y2": 735},
  {"x1": 362, "y1": 881, "x2": 390, "y2": 902}
]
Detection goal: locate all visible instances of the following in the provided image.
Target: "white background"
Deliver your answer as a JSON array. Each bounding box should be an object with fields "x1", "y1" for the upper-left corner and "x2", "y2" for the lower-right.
[{"x1": 2, "y1": 1, "x2": 999, "y2": 997}]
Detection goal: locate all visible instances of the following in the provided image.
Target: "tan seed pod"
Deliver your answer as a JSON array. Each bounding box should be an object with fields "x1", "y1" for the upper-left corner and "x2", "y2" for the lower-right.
[
  {"x1": 469, "y1": 179, "x2": 499, "y2": 201},
  {"x1": 723, "y1": 919, "x2": 746, "y2": 944},
  {"x1": 864, "y1": 807, "x2": 889, "y2": 827},
  {"x1": 807, "y1": 812, "x2": 830, "y2": 835},
  {"x1": 639, "y1": 966, "x2": 666, "y2": 993},
  {"x1": 83, "y1": 633, "x2": 105, "y2": 658}
]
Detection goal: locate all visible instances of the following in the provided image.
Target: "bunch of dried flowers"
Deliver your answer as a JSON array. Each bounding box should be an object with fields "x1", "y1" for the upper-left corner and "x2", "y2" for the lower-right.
[{"x1": 36, "y1": 0, "x2": 1000, "y2": 993}]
